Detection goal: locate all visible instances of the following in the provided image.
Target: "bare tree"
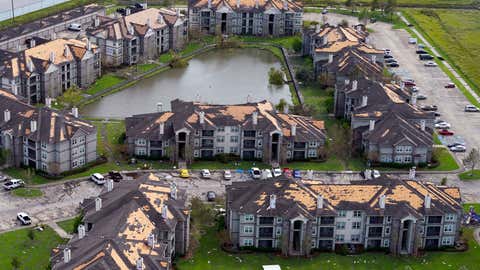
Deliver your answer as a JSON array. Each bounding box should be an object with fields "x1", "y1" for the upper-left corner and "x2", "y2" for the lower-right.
[
  {"x1": 326, "y1": 123, "x2": 352, "y2": 169},
  {"x1": 463, "y1": 148, "x2": 480, "y2": 175}
]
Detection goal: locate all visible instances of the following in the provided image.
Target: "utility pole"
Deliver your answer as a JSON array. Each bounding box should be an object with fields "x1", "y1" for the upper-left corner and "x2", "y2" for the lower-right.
[{"x1": 10, "y1": 0, "x2": 15, "y2": 23}]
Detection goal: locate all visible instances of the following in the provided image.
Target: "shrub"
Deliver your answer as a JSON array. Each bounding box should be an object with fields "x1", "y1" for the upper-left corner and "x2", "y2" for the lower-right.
[
  {"x1": 268, "y1": 67, "x2": 285, "y2": 85},
  {"x1": 441, "y1": 177, "x2": 448, "y2": 185},
  {"x1": 292, "y1": 38, "x2": 302, "y2": 53},
  {"x1": 169, "y1": 52, "x2": 189, "y2": 68},
  {"x1": 27, "y1": 229, "x2": 35, "y2": 240},
  {"x1": 295, "y1": 66, "x2": 314, "y2": 82}
]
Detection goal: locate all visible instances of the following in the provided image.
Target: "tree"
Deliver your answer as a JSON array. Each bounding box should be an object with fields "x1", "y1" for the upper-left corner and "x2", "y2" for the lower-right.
[
  {"x1": 358, "y1": 8, "x2": 371, "y2": 26},
  {"x1": 276, "y1": 98, "x2": 288, "y2": 112},
  {"x1": 292, "y1": 38, "x2": 302, "y2": 53},
  {"x1": 371, "y1": 0, "x2": 380, "y2": 11},
  {"x1": 326, "y1": 122, "x2": 352, "y2": 168},
  {"x1": 345, "y1": 0, "x2": 356, "y2": 13},
  {"x1": 57, "y1": 86, "x2": 83, "y2": 108},
  {"x1": 339, "y1": 19, "x2": 349, "y2": 27},
  {"x1": 384, "y1": 0, "x2": 397, "y2": 20},
  {"x1": 268, "y1": 67, "x2": 285, "y2": 85},
  {"x1": 11, "y1": 256, "x2": 21, "y2": 270},
  {"x1": 463, "y1": 148, "x2": 480, "y2": 175}
]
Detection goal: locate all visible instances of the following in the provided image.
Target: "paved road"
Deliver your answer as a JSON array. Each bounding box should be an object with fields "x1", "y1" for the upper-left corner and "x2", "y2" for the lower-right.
[{"x1": 305, "y1": 12, "x2": 480, "y2": 160}]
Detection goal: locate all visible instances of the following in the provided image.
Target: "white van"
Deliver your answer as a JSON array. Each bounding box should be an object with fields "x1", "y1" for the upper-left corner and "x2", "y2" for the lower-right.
[
  {"x1": 68, "y1": 23, "x2": 82, "y2": 31},
  {"x1": 90, "y1": 173, "x2": 106, "y2": 185}
]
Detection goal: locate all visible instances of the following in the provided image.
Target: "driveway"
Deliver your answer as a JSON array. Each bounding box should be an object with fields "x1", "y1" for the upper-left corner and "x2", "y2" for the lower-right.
[
  {"x1": 304, "y1": 12, "x2": 479, "y2": 160},
  {"x1": 0, "y1": 181, "x2": 101, "y2": 232}
]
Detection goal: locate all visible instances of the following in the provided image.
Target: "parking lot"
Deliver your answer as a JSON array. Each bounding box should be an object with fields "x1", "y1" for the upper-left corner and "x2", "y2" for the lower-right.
[{"x1": 304, "y1": 12, "x2": 480, "y2": 159}]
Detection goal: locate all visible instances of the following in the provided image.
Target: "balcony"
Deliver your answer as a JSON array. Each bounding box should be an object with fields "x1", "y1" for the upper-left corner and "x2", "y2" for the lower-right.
[
  {"x1": 243, "y1": 130, "x2": 256, "y2": 137},
  {"x1": 202, "y1": 130, "x2": 214, "y2": 137},
  {"x1": 320, "y1": 216, "x2": 335, "y2": 225},
  {"x1": 150, "y1": 140, "x2": 162, "y2": 148},
  {"x1": 426, "y1": 226, "x2": 441, "y2": 237},
  {"x1": 319, "y1": 227, "x2": 334, "y2": 238},
  {"x1": 259, "y1": 227, "x2": 273, "y2": 238},
  {"x1": 294, "y1": 142, "x2": 306, "y2": 149},
  {"x1": 201, "y1": 139, "x2": 214, "y2": 148},
  {"x1": 367, "y1": 226, "x2": 383, "y2": 238},
  {"x1": 369, "y1": 216, "x2": 384, "y2": 225},
  {"x1": 427, "y1": 216, "x2": 442, "y2": 224},
  {"x1": 259, "y1": 217, "x2": 274, "y2": 225},
  {"x1": 243, "y1": 140, "x2": 255, "y2": 149}
]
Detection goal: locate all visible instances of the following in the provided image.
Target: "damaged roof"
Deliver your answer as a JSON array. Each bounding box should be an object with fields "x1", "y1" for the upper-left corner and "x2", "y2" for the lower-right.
[
  {"x1": 227, "y1": 176, "x2": 462, "y2": 219},
  {"x1": 51, "y1": 173, "x2": 189, "y2": 270},
  {"x1": 190, "y1": 0, "x2": 303, "y2": 12},
  {"x1": 0, "y1": 89, "x2": 95, "y2": 143},
  {"x1": 126, "y1": 99, "x2": 326, "y2": 142}
]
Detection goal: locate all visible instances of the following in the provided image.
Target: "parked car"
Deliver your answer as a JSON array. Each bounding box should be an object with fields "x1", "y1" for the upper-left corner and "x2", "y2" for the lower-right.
[
  {"x1": 67, "y1": 23, "x2": 81, "y2": 31},
  {"x1": 116, "y1": 7, "x2": 127, "y2": 15},
  {"x1": 90, "y1": 173, "x2": 106, "y2": 185},
  {"x1": 321, "y1": 8, "x2": 328, "y2": 14},
  {"x1": 416, "y1": 49, "x2": 428, "y2": 54},
  {"x1": 384, "y1": 54, "x2": 394, "y2": 59},
  {"x1": 372, "y1": 170, "x2": 381, "y2": 179},
  {"x1": 411, "y1": 86, "x2": 419, "y2": 93},
  {"x1": 262, "y1": 169, "x2": 273, "y2": 179},
  {"x1": 434, "y1": 112, "x2": 441, "y2": 117},
  {"x1": 465, "y1": 105, "x2": 480, "y2": 112},
  {"x1": 383, "y1": 48, "x2": 391, "y2": 54},
  {"x1": 3, "y1": 179, "x2": 24, "y2": 190},
  {"x1": 450, "y1": 145, "x2": 466, "y2": 152},
  {"x1": 408, "y1": 37, "x2": 417, "y2": 44},
  {"x1": 435, "y1": 122, "x2": 451, "y2": 129},
  {"x1": 201, "y1": 169, "x2": 211, "y2": 179},
  {"x1": 108, "y1": 171, "x2": 122, "y2": 182},
  {"x1": 447, "y1": 142, "x2": 465, "y2": 148},
  {"x1": 0, "y1": 175, "x2": 8, "y2": 182},
  {"x1": 424, "y1": 61, "x2": 437, "y2": 67},
  {"x1": 385, "y1": 58, "x2": 397, "y2": 63},
  {"x1": 223, "y1": 170, "x2": 232, "y2": 180},
  {"x1": 179, "y1": 169, "x2": 190, "y2": 178},
  {"x1": 293, "y1": 170, "x2": 301, "y2": 178},
  {"x1": 387, "y1": 62, "x2": 399, "y2": 68},
  {"x1": 272, "y1": 167, "x2": 282, "y2": 177},
  {"x1": 445, "y1": 82, "x2": 456, "y2": 88},
  {"x1": 206, "y1": 191, "x2": 216, "y2": 202},
  {"x1": 17, "y1": 212, "x2": 31, "y2": 225},
  {"x1": 251, "y1": 167, "x2": 261, "y2": 179},
  {"x1": 403, "y1": 80, "x2": 416, "y2": 87},
  {"x1": 418, "y1": 44, "x2": 426, "y2": 49},
  {"x1": 438, "y1": 129, "x2": 454, "y2": 136},
  {"x1": 419, "y1": 54, "x2": 434, "y2": 60},
  {"x1": 421, "y1": 105, "x2": 438, "y2": 111},
  {"x1": 417, "y1": 94, "x2": 427, "y2": 100},
  {"x1": 282, "y1": 168, "x2": 292, "y2": 177}
]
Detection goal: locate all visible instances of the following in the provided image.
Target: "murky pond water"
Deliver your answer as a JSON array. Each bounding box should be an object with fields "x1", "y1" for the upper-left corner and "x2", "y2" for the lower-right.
[{"x1": 82, "y1": 48, "x2": 292, "y2": 119}]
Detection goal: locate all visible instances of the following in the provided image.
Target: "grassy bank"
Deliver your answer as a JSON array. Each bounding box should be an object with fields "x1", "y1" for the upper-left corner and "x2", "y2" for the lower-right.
[
  {"x1": 57, "y1": 216, "x2": 81, "y2": 234},
  {"x1": 301, "y1": 0, "x2": 477, "y2": 8},
  {"x1": 0, "y1": 226, "x2": 66, "y2": 270},
  {"x1": 402, "y1": 9, "x2": 480, "y2": 97},
  {"x1": 459, "y1": 170, "x2": 480, "y2": 181},
  {"x1": 177, "y1": 225, "x2": 479, "y2": 270}
]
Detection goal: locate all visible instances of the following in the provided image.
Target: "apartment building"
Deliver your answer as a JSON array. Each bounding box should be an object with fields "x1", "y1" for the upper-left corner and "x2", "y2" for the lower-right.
[
  {"x1": 0, "y1": 89, "x2": 97, "y2": 175},
  {"x1": 125, "y1": 99, "x2": 326, "y2": 164},
  {"x1": 51, "y1": 173, "x2": 190, "y2": 270},
  {"x1": 188, "y1": 0, "x2": 303, "y2": 36},
  {"x1": 226, "y1": 176, "x2": 462, "y2": 256},
  {"x1": 87, "y1": 8, "x2": 187, "y2": 67},
  {"x1": 0, "y1": 4, "x2": 105, "y2": 51},
  {"x1": 0, "y1": 38, "x2": 101, "y2": 104}
]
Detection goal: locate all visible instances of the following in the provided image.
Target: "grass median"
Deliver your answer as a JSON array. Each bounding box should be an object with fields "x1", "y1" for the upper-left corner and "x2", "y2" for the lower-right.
[
  {"x1": 11, "y1": 188, "x2": 43, "y2": 198},
  {"x1": 459, "y1": 170, "x2": 480, "y2": 181}
]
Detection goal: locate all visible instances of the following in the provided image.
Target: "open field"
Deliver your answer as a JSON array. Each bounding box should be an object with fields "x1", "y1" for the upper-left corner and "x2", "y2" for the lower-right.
[
  {"x1": 403, "y1": 9, "x2": 480, "y2": 96},
  {"x1": 177, "y1": 226, "x2": 480, "y2": 270},
  {"x1": 303, "y1": 0, "x2": 477, "y2": 8},
  {"x1": 0, "y1": 226, "x2": 66, "y2": 270}
]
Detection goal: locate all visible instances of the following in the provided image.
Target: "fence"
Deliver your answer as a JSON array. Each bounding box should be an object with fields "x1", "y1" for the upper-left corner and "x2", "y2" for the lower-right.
[{"x1": 0, "y1": 0, "x2": 68, "y2": 22}]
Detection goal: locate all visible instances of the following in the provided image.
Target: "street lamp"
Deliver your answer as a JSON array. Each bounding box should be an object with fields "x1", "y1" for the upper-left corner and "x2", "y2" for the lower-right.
[{"x1": 10, "y1": 0, "x2": 15, "y2": 23}]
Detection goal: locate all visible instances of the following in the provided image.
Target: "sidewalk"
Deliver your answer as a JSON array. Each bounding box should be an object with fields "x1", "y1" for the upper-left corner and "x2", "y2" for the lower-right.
[{"x1": 48, "y1": 221, "x2": 73, "y2": 239}]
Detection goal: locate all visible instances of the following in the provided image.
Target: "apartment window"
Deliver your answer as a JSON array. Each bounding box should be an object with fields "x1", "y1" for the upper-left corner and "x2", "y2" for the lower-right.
[
  {"x1": 243, "y1": 225, "x2": 254, "y2": 234},
  {"x1": 385, "y1": 226, "x2": 391, "y2": 235},
  {"x1": 231, "y1": 126, "x2": 239, "y2": 132},
  {"x1": 311, "y1": 227, "x2": 316, "y2": 236},
  {"x1": 441, "y1": 236, "x2": 454, "y2": 246},
  {"x1": 135, "y1": 138, "x2": 146, "y2": 145},
  {"x1": 309, "y1": 141, "x2": 317, "y2": 147},
  {"x1": 195, "y1": 130, "x2": 200, "y2": 136},
  {"x1": 352, "y1": 222, "x2": 361, "y2": 230},
  {"x1": 244, "y1": 214, "x2": 254, "y2": 222},
  {"x1": 335, "y1": 234, "x2": 344, "y2": 242},
  {"x1": 194, "y1": 139, "x2": 200, "y2": 147},
  {"x1": 230, "y1": 136, "x2": 239, "y2": 143},
  {"x1": 72, "y1": 160, "x2": 78, "y2": 168},
  {"x1": 353, "y1": 211, "x2": 361, "y2": 217},
  {"x1": 194, "y1": 150, "x2": 199, "y2": 157},
  {"x1": 72, "y1": 138, "x2": 77, "y2": 145},
  {"x1": 217, "y1": 126, "x2": 225, "y2": 132},
  {"x1": 42, "y1": 163, "x2": 47, "y2": 171},
  {"x1": 338, "y1": 210, "x2": 346, "y2": 217},
  {"x1": 230, "y1": 147, "x2": 238, "y2": 154},
  {"x1": 336, "y1": 222, "x2": 346, "y2": 229},
  {"x1": 308, "y1": 149, "x2": 317, "y2": 157},
  {"x1": 41, "y1": 152, "x2": 47, "y2": 160},
  {"x1": 383, "y1": 239, "x2": 390, "y2": 247},
  {"x1": 135, "y1": 148, "x2": 146, "y2": 156},
  {"x1": 351, "y1": 234, "x2": 360, "y2": 242},
  {"x1": 216, "y1": 147, "x2": 224, "y2": 153},
  {"x1": 311, "y1": 240, "x2": 316, "y2": 248},
  {"x1": 445, "y1": 214, "x2": 456, "y2": 222},
  {"x1": 276, "y1": 227, "x2": 282, "y2": 235},
  {"x1": 395, "y1": 145, "x2": 413, "y2": 153},
  {"x1": 277, "y1": 217, "x2": 283, "y2": 224},
  {"x1": 217, "y1": 136, "x2": 225, "y2": 143},
  {"x1": 243, "y1": 239, "x2": 254, "y2": 246},
  {"x1": 257, "y1": 131, "x2": 263, "y2": 137},
  {"x1": 386, "y1": 216, "x2": 392, "y2": 224},
  {"x1": 79, "y1": 146, "x2": 85, "y2": 154},
  {"x1": 41, "y1": 142, "x2": 47, "y2": 149},
  {"x1": 444, "y1": 224, "x2": 455, "y2": 233}
]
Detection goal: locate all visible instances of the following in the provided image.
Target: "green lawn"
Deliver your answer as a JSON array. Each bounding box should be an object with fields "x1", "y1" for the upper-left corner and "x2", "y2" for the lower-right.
[
  {"x1": 137, "y1": 63, "x2": 158, "y2": 73},
  {"x1": 177, "y1": 225, "x2": 480, "y2": 270},
  {"x1": 57, "y1": 216, "x2": 81, "y2": 234},
  {"x1": 459, "y1": 170, "x2": 480, "y2": 181},
  {"x1": 11, "y1": 188, "x2": 43, "y2": 198},
  {"x1": 84, "y1": 74, "x2": 125, "y2": 95},
  {"x1": 301, "y1": 0, "x2": 476, "y2": 8},
  {"x1": 403, "y1": 9, "x2": 480, "y2": 96},
  {"x1": 463, "y1": 203, "x2": 480, "y2": 213},
  {"x1": 189, "y1": 161, "x2": 270, "y2": 170},
  {"x1": 433, "y1": 133, "x2": 442, "y2": 145},
  {"x1": 0, "y1": 226, "x2": 66, "y2": 270},
  {"x1": 239, "y1": 35, "x2": 301, "y2": 51},
  {"x1": 287, "y1": 157, "x2": 365, "y2": 171},
  {"x1": 425, "y1": 148, "x2": 460, "y2": 171}
]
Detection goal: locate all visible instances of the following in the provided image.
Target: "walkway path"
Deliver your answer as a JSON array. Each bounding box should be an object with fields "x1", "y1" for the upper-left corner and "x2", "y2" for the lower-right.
[
  {"x1": 47, "y1": 220, "x2": 73, "y2": 239},
  {"x1": 398, "y1": 13, "x2": 480, "y2": 104}
]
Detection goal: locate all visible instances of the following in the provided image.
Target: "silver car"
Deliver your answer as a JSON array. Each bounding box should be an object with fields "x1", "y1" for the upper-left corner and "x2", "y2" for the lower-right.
[{"x1": 465, "y1": 105, "x2": 480, "y2": 112}]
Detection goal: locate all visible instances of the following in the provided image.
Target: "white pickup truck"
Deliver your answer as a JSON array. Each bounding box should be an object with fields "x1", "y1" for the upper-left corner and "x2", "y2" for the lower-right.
[{"x1": 3, "y1": 179, "x2": 24, "y2": 190}]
